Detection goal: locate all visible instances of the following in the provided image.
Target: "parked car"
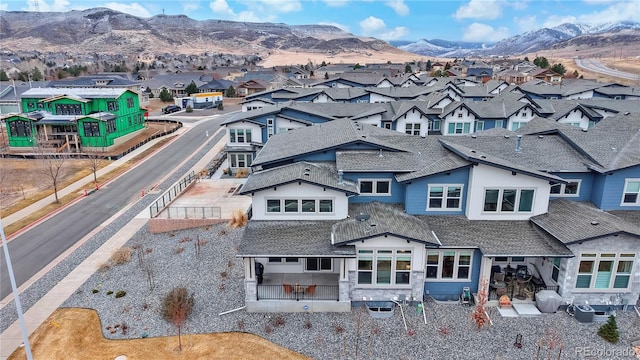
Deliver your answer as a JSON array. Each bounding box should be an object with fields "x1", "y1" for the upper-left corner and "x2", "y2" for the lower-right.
[{"x1": 163, "y1": 105, "x2": 181, "y2": 114}]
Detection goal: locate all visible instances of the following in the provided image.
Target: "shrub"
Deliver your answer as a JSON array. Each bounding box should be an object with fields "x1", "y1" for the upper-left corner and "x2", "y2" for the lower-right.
[
  {"x1": 217, "y1": 103, "x2": 224, "y2": 110},
  {"x1": 598, "y1": 315, "x2": 619, "y2": 344},
  {"x1": 304, "y1": 320, "x2": 312, "y2": 329},
  {"x1": 335, "y1": 324, "x2": 344, "y2": 333},
  {"x1": 185, "y1": 105, "x2": 193, "y2": 113},
  {"x1": 271, "y1": 315, "x2": 286, "y2": 327},
  {"x1": 98, "y1": 262, "x2": 111, "y2": 272},
  {"x1": 92, "y1": 289, "x2": 99, "y2": 294},
  {"x1": 228, "y1": 209, "x2": 248, "y2": 228},
  {"x1": 110, "y1": 247, "x2": 132, "y2": 265},
  {"x1": 115, "y1": 290, "x2": 126, "y2": 298},
  {"x1": 174, "y1": 247, "x2": 185, "y2": 255},
  {"x1": 106, "y1": 291, "x2": 113, "y2": 296}
]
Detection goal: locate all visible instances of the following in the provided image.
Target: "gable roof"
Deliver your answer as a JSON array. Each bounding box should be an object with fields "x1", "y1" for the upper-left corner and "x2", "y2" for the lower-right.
[
  {"x1": 531, "y1": 199, "x2": 640, "y2": 245},
  {"x1": 424, "y1": 216, "x2": 573, "y2": 257},
  {"x1": 332, "y1": 202, "x2": 439, "y2": 245},
  {"x1": 239, "y1": 161, "x2": 358, "y2": 195}
]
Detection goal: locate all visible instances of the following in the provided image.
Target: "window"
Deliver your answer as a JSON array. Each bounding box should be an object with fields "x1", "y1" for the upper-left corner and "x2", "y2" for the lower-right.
[
  {"x1": 476, "y1": 121, "x2": 484, "y2": 131},
  {"x1": 267, "y1": 198, "x2": 333, "y2": 214},
  {"x1": 552, "y1": 258, "x2": 561, "y2": 282},
  {"x1": 405, "y1": 123, "x2": 420, "y2": 135},
  {"x1": 357, "y1": 250, "x2": 412, "y2": 285},
  {"x1": 107, "y1": 101, "x2": 118, "y2": 111},
  {"x1": 575, "y1": 253, "x2": 635, "y2": 290},
  {"x1": 229, "y1": 153, "x2": 252, "y2": 168},
  {"x1": 306, "y1": 258, "x2": 332, "y2": 272},
  {"x1": 229, "y1": 129, "x2": 252, "y2": 143},
  {"x1": 622, "y1": 179, "x2": 640, "y2": 205},
  {"x1": 495, "y1": 120, "x2": 504, "y2": 128},
  {"x1": 431, "y1": 120, "x2": 441, "y2": 131},
  {"x1": 267, "y1": 118, "x2": 274, "y2": 138},
  {"x1": 126, "y1": 97, "x2": 134, "y2": 108},
  {"x1": 8, "y1": 120, "x2": 32, "y2": 137},
  {"x1": 550, "y1": 180, "x2": 581, "y2": 197},
  {"x1": 448, "y1": 122, "x2": 471, "y2": 135},
  {"x1": 457, "y1": 113, "x2": 463, "y2": 118},
  {"x1": 511, "y1": 122, "x2": 526, "y2": 131},
  {"x1": 427, "y1": 185, "x2": 462, "y2": 210},
  {"x1": 426, "y1": 250, "x2": 473, "y2": 280},
  {"x1": 359, "y1": 180, "x2": 391, "y2": 196},
  {"x1": 83, "y1": 122, "x2": 100, "y2": 137},
  {"x1": 483, "y1": 188, "x2": 534, "y2": 213},
  {"x1": 382, "y1": 122, "x2": 392, "y2": 129}
]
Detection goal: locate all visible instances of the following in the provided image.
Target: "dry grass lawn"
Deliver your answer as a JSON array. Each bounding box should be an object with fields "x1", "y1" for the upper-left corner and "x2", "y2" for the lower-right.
[{"x1": 8, "y1": 308, "x2": 309, "y2": 360}]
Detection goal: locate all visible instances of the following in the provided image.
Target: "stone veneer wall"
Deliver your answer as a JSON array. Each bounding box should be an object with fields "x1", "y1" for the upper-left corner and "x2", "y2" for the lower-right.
[{"x1": 348, "y1": 270, "x2": 425, "y2": 304}]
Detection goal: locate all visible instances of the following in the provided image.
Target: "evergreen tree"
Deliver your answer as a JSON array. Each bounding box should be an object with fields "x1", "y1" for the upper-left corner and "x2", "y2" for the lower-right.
[
  {"x1": 31, "y1": 67, "x2": 43, "y2": 81},
  {"x1": 404, "y1": 63, "x2": 413, "y2": 73},
  {"x1": 524, "y1": 56, "x2": 530, "y2": 62},
  {"x1": 572, "y1": 70, "x2": 579, "y2": 78},
  {"x1": 550, "y1": 63, "x2": 566, "y2": 75},
  {"x1": 444, "y1": 62, "x2": 451, "y2": 70},
  {"x1": 597, "y1": 315, "x2": 619, "y2": 344},
  {"x1": 159, "y1": 88, "x2": 173, "y2": 102},
  {"x1": 533, "y1": 56, "x2": 549, "y2": 69},
  {"x1": 324, "y1": 72, "x2": 329, "y2": 80},
  {"x1": 185, "y1": 81, "x2": 198, "y2": 95},
  {"x1": 225, "y1": 85, "x2": 236, "y2": 98},
  {"x1": 0, "y1": 69, "x2": 8, "y2": 81},
  {"x1": 426, "y1": 59, "x2": 432, "y2": 71}
]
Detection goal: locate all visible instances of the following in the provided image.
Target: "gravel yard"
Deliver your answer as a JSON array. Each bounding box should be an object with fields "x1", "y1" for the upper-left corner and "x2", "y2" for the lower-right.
[{"x1": 62, "y1": 223, "x2": 640, "y2": 360}]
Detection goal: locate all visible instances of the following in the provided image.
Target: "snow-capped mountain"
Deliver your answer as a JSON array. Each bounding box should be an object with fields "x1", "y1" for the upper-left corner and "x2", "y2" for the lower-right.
[{"x1": 398, "y1": 22, "x2": 640, "y2": 57}]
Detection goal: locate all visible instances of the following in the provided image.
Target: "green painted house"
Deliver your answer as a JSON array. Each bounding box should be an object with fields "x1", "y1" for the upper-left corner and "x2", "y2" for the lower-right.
[{"x1": 2, "y1": 87, "x2": 146, "y2": 151}]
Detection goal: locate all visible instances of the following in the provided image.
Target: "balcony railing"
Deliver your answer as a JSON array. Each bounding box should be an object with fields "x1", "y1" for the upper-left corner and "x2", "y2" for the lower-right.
[{"x1": 257, "y1": 284, "x2": 339, "y2": 301}]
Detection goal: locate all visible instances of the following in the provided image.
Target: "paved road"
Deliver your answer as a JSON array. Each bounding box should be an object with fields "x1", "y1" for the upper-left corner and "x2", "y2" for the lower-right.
[
  {"x1": 0, "y1": 115, "x2": 228, "y2": 299},
  {"x1": 574, "y1": 58, "x2": 640, "y2": 81}
]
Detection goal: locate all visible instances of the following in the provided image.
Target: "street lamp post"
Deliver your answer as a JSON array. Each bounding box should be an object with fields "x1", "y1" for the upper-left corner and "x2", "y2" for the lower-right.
[{"x1": 0, "y1": 217, "x2": 33, "y2": 360}]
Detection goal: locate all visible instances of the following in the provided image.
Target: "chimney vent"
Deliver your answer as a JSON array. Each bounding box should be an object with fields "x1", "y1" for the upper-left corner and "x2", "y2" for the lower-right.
[{"x1": 515, "y1": 135, "x2": 522, "y2": 153}]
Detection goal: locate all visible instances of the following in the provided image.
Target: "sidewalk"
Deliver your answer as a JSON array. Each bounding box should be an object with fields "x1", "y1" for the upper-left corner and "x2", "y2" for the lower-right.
[{"x1": 0, "y1": 126, "x2": 227, "y2": 359}]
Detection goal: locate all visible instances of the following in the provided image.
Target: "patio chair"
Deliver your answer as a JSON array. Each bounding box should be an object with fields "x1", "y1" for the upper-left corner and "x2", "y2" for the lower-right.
[
  {"x1": 305, "y1": 284, "x2": 317, "y2": 297},
  {"x1": 283, "y1": 283, "x2": 293, "y2": 295}
]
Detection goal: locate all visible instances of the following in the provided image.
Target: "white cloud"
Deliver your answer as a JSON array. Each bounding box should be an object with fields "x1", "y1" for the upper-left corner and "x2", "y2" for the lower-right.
[
  {"x1": 322, "y1": 0, "x2": 348, "y2": 7},
  {"x1": 514, "y1": 15, "x2": 538, "y2": 33},
  {"x1": 462, "y1": 23, "x2": 510, "y2": 42},
  {"x1": 385, "y1": 0, "x2": 409, "y2": 16},
  {"x1": 543, "y1": 15, "x2": 577, "y2": 28},
  {"x1": 25, "y1": 0, "x2": 71, "y2": 12},
  {"x1": 210, "y1": 0, "x2": 236, "y2": 16},
  {"x1": 104, "y1": 2, "x2": 152, "y2": 17},
  {"x1": 0, "y1": 3, "x2": 8, "y2": 11},
  {"x1": 181, "y1": 0, "x2": 200, "y2": 13},
  {"x1": 237, "y1": 0, "x2": 302, "y2": 14},
  {"x1": 576, "y1": 1, "x2": 640, "y2": 25},
  {"x1": 454, "y1": 0, "x2": 502, "y2": 20},
  {"x1": 318, "y1": 21, "x2": 350, "y2": 33},
  {"x1": 508, "y1": 1, "x2": 529, "y2": 10},
  {"x1": 359, "y1": 16, "x2": 408, "y2": 40}
]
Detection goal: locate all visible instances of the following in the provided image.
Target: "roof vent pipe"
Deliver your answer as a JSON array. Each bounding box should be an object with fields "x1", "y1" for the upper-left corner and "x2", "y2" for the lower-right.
[
  {"x1": 516, "y1": 135, "x2": 522, "y2": 153},
  {"x1": 338, "y1": 169, "x2": 344, "y2": 185}
]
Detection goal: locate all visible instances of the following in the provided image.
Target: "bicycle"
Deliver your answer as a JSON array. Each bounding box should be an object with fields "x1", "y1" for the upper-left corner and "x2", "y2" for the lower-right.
[{"x1": 565, "y1": 296, "x2": 576, "y2": 316}]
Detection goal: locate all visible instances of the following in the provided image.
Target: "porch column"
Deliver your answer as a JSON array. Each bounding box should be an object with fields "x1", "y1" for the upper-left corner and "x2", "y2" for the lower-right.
[
  {"x1": 339, "y1": 258, "x2": 348, "y2": 281},
  {"x1": 43, "y1": 125, "x2": 48, "y2": 141},
  {"x1": 245, "y1": 257, "x2": 255, "y2": 281},
  {"x1": 478, "y1": 257, "x2": 493, "y2": 295}
]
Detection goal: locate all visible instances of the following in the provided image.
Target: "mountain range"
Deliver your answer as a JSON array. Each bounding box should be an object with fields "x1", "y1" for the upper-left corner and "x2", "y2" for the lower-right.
[
  {"x1": 0, "y1": 8, "x2": 398, "y2": 57},
  {"x1": 398, "y1": 21, "x2": 640, "y2": 57}
]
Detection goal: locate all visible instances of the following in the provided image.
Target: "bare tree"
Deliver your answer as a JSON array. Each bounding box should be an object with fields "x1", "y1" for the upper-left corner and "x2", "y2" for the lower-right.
[
  {"x1": 36, "y1": 143, "x2": 68, "y2": 204},
  {"x1": 85, "y1": 151, "x2": 103, "y2": 188},
  {"x1": 161, "y1": 287, "x2": 194, "y2": 351}
]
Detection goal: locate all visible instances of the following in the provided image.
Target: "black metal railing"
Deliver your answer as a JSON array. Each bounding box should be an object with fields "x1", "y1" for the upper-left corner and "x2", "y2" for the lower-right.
[
  {"x1": 149, "y1": 171, "x2": 196, "y2": 217},
  {"x1": 257, "y1": 284, "x2": 339, "y2": 301}
]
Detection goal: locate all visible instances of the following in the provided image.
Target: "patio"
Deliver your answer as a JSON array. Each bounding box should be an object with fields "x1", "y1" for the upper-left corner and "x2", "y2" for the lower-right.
[{"x1": 258, "y1": 273, "x2": 340, "y2": 301}]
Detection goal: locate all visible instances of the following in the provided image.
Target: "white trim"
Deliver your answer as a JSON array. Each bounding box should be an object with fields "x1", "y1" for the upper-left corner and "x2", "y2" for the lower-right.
[
  {"x1": 426, "y1": 184, "x2": 463, "y2": 211},
  {"x1": 574, "y1": 252, "x2": 636, "y2": 292},
  {"x1": 358, "y1": 179, "x2": 392, "y2": 196},
  {"x1": 482, "y1": 188, "x2": 535, "y2": 214},
  {"x1": 425, "y1": 249, "x2": 473, "y2": 282},
  {"x1": 621, "y1": 178, "x2": 640, "y2": 206},
  {"x1": 550, "y1": 179, "x2": 581, "y2": 197}
]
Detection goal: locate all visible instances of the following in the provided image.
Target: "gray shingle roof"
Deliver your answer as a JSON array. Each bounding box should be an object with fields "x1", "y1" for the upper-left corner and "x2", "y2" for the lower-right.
[
  {"x1": 531, "y1": 199, "x2": 640, "y2": 245},
  {"x1": 423, "y1": 215, "x2": 573, "y2": 257},
  {"x1": 252, "y1": 118, "x2": 407, "y2": 167},
  {"x1": 20, "y1": 87, "x2": 128, "y2": 99},
  {"x1": 332, "y1": 202, "x2": 439, "y2": 245},
  {"x1": 239, "y1": 161, "x2": 358, "y2": 195},
  {"x1": 238, "y1": 221, "x2": 355, "y2": 257}
]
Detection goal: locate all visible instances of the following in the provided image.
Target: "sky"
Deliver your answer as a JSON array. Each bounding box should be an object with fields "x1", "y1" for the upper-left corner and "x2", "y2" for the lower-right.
[{"x1": 1, "y1": 0, "x2": 639, "y2": 42}]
